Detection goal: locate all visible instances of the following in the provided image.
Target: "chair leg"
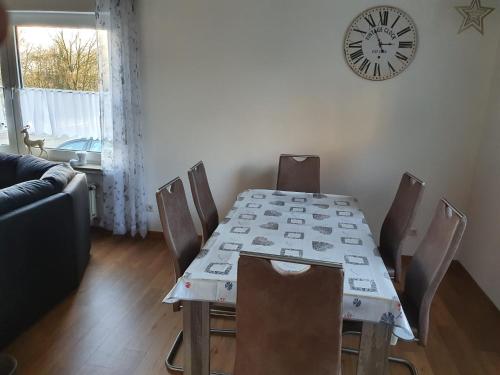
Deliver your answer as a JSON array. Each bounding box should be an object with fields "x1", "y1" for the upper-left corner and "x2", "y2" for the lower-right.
[
  {"x1": 165, "y1": 328, "x2": 236, "y2": 374},
  {"x1": 341, "y1": 346, "x2": 418, "y2": 375},
  {"x1": 166, "y1": 331, "x2": 184, "y2": 373},
  {"x1": 388, "y1": 355, "x2": 419, "y2": 375}
]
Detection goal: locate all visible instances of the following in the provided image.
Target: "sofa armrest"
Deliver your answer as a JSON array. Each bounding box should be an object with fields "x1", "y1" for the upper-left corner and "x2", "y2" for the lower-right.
[
  {"x1": 0, "y1": 192, "x2": 76, "y2": 347},
  {"x1": 64, "y1": 173, "x2": 89, "y2": 219},
  {"x1": 63, "y1": 173, "x2": 91, "y2": 281}
]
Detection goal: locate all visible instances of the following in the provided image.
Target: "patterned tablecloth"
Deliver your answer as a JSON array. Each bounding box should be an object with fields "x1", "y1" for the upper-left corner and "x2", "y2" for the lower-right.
[{"x1": 164, "y1": 189, "x2": 414, "y2": 341}]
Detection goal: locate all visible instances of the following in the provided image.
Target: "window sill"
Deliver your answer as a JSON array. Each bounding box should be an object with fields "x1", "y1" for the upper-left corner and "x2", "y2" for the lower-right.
[
  {"x1": 10, "y1": 150, "x2": 103, "y2": 173},
  {"x1": 72, "y1": 163, "x2": 103, "y2": 175},
  {"x1": 46, "y1": 149, "x2": 101, "y2": 165}
]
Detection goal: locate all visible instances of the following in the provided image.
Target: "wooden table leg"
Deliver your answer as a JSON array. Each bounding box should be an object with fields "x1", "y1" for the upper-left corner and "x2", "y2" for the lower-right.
[
  {"x1": 356, "y1": 321, "x2": 392, "y2": 375},
  {"x1": 183, "y1": 300, "x2": 210, "y2": 375}
]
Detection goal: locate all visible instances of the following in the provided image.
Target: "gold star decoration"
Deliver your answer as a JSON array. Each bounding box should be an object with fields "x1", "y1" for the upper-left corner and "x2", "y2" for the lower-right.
[{"x1": 455, "y1": 0, "x2": 494, "y2": 34}]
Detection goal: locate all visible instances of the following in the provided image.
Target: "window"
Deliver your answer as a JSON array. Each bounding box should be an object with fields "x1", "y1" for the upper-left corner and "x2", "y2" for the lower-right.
[
  {"x1": 0, "y1": 12, "x2": 102, "y2": 163},
  {"x1": 0, "y1": 52, "x2": 18, "y2": 154},
  {"x1": 0, "y1": 66, "x2": 8, "y2": 147}
]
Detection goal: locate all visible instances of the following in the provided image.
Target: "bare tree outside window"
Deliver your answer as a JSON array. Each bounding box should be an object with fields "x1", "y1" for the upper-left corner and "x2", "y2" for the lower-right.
[{"x1": 18, "y1": 27, "x2": 98, "y2": 91}]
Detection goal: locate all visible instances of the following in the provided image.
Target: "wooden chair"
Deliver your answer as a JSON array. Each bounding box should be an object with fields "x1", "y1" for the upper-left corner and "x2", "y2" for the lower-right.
[
  {"x1": 276, "y1": 154, "x2": 320, "y2": 193},
  {"x1": 400, "y1": 199, "x2": 466, "y2": 346},
  {"x1": 156, "y1": 177, "x2": 234, "y2": 374},
  {"x1": 343, "y1": 198, "x2": 467, "y2": 375},
  {"x1": 156, "y1": 177, "x2": 200, "y2": 282},
  {"x1": 379, "y1": 172, "x2": 425, "y2": 284},
  {"x1": 234, "y1": 252, "x2": 343, "y2": 375},
  {"x1": 188, "y1": 161, "x2": 219, "y2": 244}
]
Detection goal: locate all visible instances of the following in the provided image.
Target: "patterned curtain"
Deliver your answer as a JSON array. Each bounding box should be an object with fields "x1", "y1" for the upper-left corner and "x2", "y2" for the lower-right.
[{"x1": 96, "y1": 0, "x2": 148, "y2": 237}]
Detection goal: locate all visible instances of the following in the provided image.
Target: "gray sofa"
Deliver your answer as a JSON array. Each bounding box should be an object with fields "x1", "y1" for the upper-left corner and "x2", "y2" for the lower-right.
[{"x1": 0, "y1": 153, "x2": 91, "y2": 348}]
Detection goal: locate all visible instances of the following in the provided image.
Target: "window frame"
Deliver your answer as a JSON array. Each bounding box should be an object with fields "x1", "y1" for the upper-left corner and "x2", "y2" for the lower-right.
[
  {"x1": 2, "y1": 11, "x2": 101, "y2": 165},
  {"x1": 0, "y1": 45, "x2": 19, "y2": 154}
]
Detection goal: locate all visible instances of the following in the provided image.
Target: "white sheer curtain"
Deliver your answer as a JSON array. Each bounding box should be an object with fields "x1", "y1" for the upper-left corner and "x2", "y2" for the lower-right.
[
  {"x1": 19, "y1": 88, "x2": 100, "y2": 138},
  {"x1": 96, "y1": 0, "x2": 148, "y2": 237}
]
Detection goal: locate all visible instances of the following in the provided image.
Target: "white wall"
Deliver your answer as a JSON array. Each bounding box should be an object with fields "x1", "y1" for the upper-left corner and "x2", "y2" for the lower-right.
[
  {"x1": 459, "y1": 37, "x2": 500, "y2": 309},
  {"x1": 137, "y1": 0, "x2": 500, "y2": 257}
]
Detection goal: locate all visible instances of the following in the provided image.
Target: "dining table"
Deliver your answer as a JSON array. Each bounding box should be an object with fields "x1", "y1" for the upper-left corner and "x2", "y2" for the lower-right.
[{"x1": 164, "y1": 188, "x2": 414, "y2": 375}]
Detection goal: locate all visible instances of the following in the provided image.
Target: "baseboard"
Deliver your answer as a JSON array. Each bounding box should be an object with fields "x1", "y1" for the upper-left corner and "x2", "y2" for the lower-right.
[
  {"x1": 147, "y1": 230, "x2": 164, "y2": 239},
  {"x1": 91, "y1": 228, "x2": 165, "y2": 240},
  {"x1": 147, "y1": 230, "x2": 203, "y2": 244},
  {"x1": 454, "y1": 259, "x2": 500, "y2": 311},
  {"x1": 402, "y1": 255, "x2": 498, "y2": 310}
]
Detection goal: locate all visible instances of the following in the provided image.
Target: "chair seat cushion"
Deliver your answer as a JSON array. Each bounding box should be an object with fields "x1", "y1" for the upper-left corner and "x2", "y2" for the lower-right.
[{"x1": 0, "y1": 179, "x2": 56, "y2": 215}]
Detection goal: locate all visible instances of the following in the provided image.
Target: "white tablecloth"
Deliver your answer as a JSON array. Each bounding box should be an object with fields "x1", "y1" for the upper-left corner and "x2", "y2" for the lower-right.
[{"x1": 164, "y1": 189, "x2": 414, "y2": 341}]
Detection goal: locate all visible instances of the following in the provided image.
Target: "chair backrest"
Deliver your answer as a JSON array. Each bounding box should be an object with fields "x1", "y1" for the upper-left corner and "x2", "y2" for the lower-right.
[
  {"x1": 156, "y1": 177, "x2": 201, "y2": 279},
  {"x1": 380, "y1": 172, "x2": 425, "y2": 282},
  {"x1": 276, "y1": 154, "x2": 320, "y2": 193},
  {"x1": 234, "y1": 253, "x2": 343, "y2": 375},
  {"x1": 403, "y1": 198, "x2": 466, "y2": 345},
  {"x1": 188, "y1": 161, "x2": 219, "y2": 243}
]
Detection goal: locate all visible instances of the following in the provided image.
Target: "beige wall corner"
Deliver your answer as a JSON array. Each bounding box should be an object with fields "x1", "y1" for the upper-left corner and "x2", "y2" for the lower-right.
[{"x1": 458, "y1": 37, "x2": 500, "y2": 310}]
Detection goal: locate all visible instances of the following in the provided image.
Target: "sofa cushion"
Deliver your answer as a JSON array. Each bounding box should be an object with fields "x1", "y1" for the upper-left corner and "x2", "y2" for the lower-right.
[
  {"x1": 0, "y1": 180, "x2": 56, "y2": 215},
  {"x1": 0, "y1": 153, "x2": 21, "y2": 189},
  {"x1": 15, "y1": 155, "x2": 57, "y2": 183},
  {"x1": 41, "y1": 163, "x2": 76, "y2": 192}
]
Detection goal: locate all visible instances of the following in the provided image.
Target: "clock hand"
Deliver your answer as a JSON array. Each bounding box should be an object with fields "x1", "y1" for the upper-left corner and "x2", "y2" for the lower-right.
[
  {"x1": 374, "y1": 30, "x2": 386, "y2": 53},
  {"x1": 374, "y1": 30, "x2": 382, "y2": 46}
]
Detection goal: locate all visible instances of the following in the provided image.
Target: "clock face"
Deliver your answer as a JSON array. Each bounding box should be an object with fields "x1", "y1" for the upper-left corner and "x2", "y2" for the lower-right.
[{"x1": 344, "y1": 6, "x2": 417, "y2": 81}]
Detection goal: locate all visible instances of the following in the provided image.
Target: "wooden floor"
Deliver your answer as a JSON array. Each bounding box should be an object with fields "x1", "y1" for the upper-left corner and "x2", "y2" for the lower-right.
[{"x1": 4, "y1": 231, "x2": 500, "y2": 375}]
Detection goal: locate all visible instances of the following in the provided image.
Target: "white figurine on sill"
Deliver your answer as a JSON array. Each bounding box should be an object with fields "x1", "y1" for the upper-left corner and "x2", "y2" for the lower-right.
[{"x1": 21, "y1": 126, "x2": 48, "y2": 157}]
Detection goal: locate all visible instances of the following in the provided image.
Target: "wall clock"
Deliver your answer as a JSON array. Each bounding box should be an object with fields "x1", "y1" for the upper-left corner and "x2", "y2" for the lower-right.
[{"x1": 344, "y1": 6, "x2": 418, "y2": 81}]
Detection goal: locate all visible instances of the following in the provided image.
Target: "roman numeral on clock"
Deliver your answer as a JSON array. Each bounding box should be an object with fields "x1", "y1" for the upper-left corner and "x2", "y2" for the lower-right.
[
  {"x1": 350, "y1": 49, "x2": 364, "y2": 62},
  {"x1": 396, "y1": 52, "x2": 408, "y2": 61},
  {"x1": 379, "y1": 10, "x2": 388, "y2": 26},
  {"x1": 388, "y1": 61, "x2": 396, "y2": 73},
  {"x1": 397, "y1": 27, "x2": 411, "y2": 37},
  {"x1": 360, "y1": 58, "x2": 371, "y2": 74},
  {"x1": 364, "y1": 14, "x2": 376, "y2": 28},
  {"x1": 348, "y1": 40, "x2": 362, "y2": 48},
  {"x1": 353, "y1": 28, "x2": 367, "y2": 35},
  {"x1": 373, "y1": 63, "x2": 381, "y2": 77},
  {"x1": 398, "y1": 41, "x2": 413, "y2": 48},
  {"x1": 391, "y1": 15, "x2": 401, "y2": 28}
]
